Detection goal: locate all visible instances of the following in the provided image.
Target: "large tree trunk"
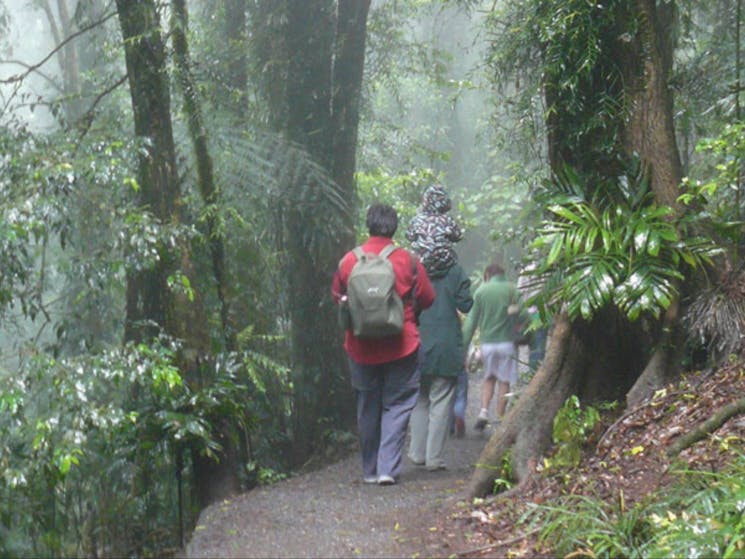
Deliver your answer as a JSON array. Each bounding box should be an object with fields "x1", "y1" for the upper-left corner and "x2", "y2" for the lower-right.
[
  {"x1": 470, "y1": 308, "x2": 646, "y2": 496},
  {"x1": 329, "y1": 0, "x2": 372, "y2": 427},
  {"x1": 331, "y1": 0, "x2": 371, "y2": 232},
  {"x1": 621, "y1": 0, "x2": 687, "y2": 406},
  {"x1": 470, "y1": 0, "x2": 684, "y2": 497},
  {"x1": 116, "y1": 0, "x2": 240, "y2": 510},
  {"x1": 280, "y1": 0, "x2": 367, "y2": 461},
  {"x1": 116, "y1": 0, "x2": 178, "y2": 343}
]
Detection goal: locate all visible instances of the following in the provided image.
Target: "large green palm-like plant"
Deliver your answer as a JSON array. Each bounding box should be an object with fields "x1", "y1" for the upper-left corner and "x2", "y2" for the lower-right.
[{"x1": 530, "y1": 164, "x2": 720, "y2": 323}]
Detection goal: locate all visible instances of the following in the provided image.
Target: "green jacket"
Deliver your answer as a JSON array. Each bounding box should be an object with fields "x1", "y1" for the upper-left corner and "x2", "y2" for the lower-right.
[
  {"x1": 462, "y1": 274, "x2": 528, "y2": 347},
  {"x1": 418, "y1": 264, "x2": 473, "y2": 378}
]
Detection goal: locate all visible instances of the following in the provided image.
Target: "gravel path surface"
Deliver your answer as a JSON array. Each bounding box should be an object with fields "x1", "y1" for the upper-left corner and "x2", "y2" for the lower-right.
[{"x1": 183, "y1": 361, "x2": 528, "y2": 558}]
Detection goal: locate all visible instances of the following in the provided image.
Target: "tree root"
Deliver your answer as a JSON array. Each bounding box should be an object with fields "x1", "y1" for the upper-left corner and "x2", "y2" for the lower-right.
[{"x1": 667, "y1": 397, "x2": 745, "y2": 457}]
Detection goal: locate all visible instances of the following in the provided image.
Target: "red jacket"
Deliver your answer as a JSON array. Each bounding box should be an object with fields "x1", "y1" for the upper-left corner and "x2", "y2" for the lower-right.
[{"x1": 332, "y1": 236, "x2": 435, "y2": 365}]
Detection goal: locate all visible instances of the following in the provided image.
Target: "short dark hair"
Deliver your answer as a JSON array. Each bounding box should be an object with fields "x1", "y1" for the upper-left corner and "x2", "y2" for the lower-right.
[
  {"x1": 366, "y1": 203, "x2": 398, "y2": 237},
  {"x1": 484, "y1": 262, "x2": 504, "y2": 281}
]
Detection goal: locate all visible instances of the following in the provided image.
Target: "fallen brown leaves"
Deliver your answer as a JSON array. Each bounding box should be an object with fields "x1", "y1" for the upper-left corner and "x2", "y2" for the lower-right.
[{"x1": 419, "y1": 362, "x2": 745, "y2": 558}]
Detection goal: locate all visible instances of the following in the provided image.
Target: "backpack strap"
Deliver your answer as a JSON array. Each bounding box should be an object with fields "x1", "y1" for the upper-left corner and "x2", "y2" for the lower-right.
[
  {"x1": 408, "y1": 251, "x2": 420, "y2": 321},
  {"x1": 379, "y1": 243, "x2": 397, "y2": 260}
]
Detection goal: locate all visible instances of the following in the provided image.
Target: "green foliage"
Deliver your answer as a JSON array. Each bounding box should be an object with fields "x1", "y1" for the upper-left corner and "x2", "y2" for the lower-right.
[
  {"x1": 464, "y1": 162, "x2": 544, "y2": 249},
  {"x1": 356, "y1": 168, "x2": 434, "y2": 243},
  {"x1": 529, "y1": 163, "x2": 721, "y2": 322},
  {"x1": 0, "y1": 337, "x2": 288, "y2": 556},
  {"x1": 524, "y1": 455, "x2": 745, "y2": 559},
  {"x1": 361, "y1": 2, "x2": 458, "y2": 173},
  {"x1": 523, "y1": 492, "x2": 653, "y2": 559},
  {"x1": 492, "y1": 449, "x2": 514, "y2": 494},
  {"x1": 545, "y1": 395, "x2": 602, "y2": 471},
  {"x1": 682, "y1": 122, "x2": 745, "y2": 251},
  {"x1": 246, "y1": 461, "x2": 288, "y2": 486},
  {"x1": 646, "y1": 457, "x2": 745, "y2": 559},
  {"x1": 474, "y1": 449, "x2": 514, "y2": 495}
]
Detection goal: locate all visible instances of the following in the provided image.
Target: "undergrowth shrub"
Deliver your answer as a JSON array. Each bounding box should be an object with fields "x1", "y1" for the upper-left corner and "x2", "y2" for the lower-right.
[
  {"x1": 646, "y1": 455, "x2": 745, "y2": 558},
  {"x1": 522, "y1": 453, "x2": 745, "y2": 558},
  {"x1": 544, "y1": 395, "x2": 607, "y2": 471},
  {"x1": 0, "y1": 337, "x2": 286, "y2": 558},
  {"x1": 522, "y1": 491, "x2": 653, "y2": 558}
]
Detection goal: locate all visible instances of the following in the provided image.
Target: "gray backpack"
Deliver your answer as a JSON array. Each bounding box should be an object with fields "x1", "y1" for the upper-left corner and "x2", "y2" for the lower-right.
[{"x1": 343, "y1": 245, "x2": 408, "y2": 338}]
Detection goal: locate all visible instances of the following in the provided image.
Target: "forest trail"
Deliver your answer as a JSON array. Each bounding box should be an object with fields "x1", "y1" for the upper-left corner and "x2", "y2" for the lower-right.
[{"x1": 183, "y1": 363, "x2": 510, "y2": 558}]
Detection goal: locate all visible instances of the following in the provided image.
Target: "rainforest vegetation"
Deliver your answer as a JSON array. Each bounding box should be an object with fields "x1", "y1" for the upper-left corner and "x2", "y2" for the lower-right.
[{"x1": 1, "y1": 0, "x2": 744, "y2": 557}]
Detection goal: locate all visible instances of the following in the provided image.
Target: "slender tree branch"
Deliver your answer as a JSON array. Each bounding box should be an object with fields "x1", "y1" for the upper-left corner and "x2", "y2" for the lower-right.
[
  {"x1": 0, "y1": 10, "x2": 116, "y2": 85},
  {"x1": 0, "y1": 59, "x2": 62, "y2": 91},
  {"x1": 73, "y1": 74, "x2": 129, "y2": 147}
]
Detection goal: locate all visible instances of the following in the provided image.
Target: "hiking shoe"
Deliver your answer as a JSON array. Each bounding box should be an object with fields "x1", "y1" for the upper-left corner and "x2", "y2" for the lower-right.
[
  {"x1": 363, "y1": 476, "x2": 378, "y2": 484},
  {"x1": 474, "y1": 409, "x2": 489, "y2": 431},
  {"x1": 426, "y1": 464, "x2": 446, "y2": 472},
  {"x1": 377, "y1": 475, "x2": 396, "y2": 486}
]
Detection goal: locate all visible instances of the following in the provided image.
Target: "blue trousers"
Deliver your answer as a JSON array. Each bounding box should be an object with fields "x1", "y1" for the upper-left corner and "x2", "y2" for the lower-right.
[
  {"x1": 452, "y1": 369, "x2": 468, "y2": 421},
  {"x1": 349, "y1": 352, "x2": 420, "y2": 480}
]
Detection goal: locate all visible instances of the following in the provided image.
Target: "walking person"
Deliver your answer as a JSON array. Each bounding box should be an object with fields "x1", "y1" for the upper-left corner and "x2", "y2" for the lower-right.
[
  {"x1": 462, "y1": 262, "x2": 528, "y2": 430},
  {"x1": 332, "y1": 203, "x2": 435, "y2": 485},
  {"x1": 407, "y1": 262, "x2": 472, "y2": 470}
]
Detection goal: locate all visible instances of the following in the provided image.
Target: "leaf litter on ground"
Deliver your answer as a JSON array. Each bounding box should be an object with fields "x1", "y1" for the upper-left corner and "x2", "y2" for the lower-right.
[{"x1": 411, "y1": 361, "x2": 745, "y2": 558}]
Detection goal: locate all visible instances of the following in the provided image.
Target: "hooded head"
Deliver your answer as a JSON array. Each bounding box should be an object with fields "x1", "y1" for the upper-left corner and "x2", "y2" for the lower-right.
[{"x1": 421, "y1": 184, "x2": 452, "y2": 215}]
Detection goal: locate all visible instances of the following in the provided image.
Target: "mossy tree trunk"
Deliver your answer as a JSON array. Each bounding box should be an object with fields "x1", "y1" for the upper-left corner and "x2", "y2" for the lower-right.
[
  {"x1": 470, "y1": 0, "x2": 686, "y2": 497},
  {"x1": 621, "y1": 0, "x2": 687, "y2": 407},
  {"x1": 171, "y1": 0, "x2": 235, "y2": 351},
  {"x1": 116, "y1": 0, "x2": 240, "y2": 510}
]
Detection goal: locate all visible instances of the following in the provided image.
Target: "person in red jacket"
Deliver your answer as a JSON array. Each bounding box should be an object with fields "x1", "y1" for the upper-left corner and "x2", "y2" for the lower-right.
[{"x1": 332, "y1": 203, "x2": 435, "y2": 485}]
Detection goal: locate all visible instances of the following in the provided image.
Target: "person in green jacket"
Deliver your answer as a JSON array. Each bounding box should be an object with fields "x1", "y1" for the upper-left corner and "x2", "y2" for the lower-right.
[
  {"x1": 462, "y1": 262, "x2": 528, "y2": 430},
  {"x1": 408, "y1": 262, "x2": 473, "y2": 470}
]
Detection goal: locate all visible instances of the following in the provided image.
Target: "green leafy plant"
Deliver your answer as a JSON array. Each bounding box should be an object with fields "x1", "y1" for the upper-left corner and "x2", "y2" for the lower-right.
[
  {"x1": 646, "y1": 457, "x2": 745, "y2": 559},
  {"x1": 545, "y1": 395, "x2": 601, "y2": 471},
  {"x1": 529, "y1": 163, "x2": 720, "y2": 323},
  {"x1": 523, "y1": 492, "x2": 653, "y2": 559},
  {"x1": 0, "y1": 335, "x2": 289, "y2": 557},
  {"x1": 493, "y1": 449, "x2": 514, "y2": 494},
  {"x1": 355, "y1": 168, "x2": 435, "y2": 242}
]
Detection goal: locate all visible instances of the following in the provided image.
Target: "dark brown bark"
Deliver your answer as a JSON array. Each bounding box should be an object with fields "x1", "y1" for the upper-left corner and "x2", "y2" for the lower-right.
[
  {"x1": 285, "y1": 0, "x2": 335, "y2": 165},
  {"x1": 116, "y1": 0, "x2": 178, "y2": 343},
  {"x1": 116, "y1": 0, "x2": 239, "y2": 509},
  {"x1": 622, "y1": 0, "x2": 683, "y2": 214},
  {"x1": 622, "y1": 0, "x2": 687, "y2": 405}
]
